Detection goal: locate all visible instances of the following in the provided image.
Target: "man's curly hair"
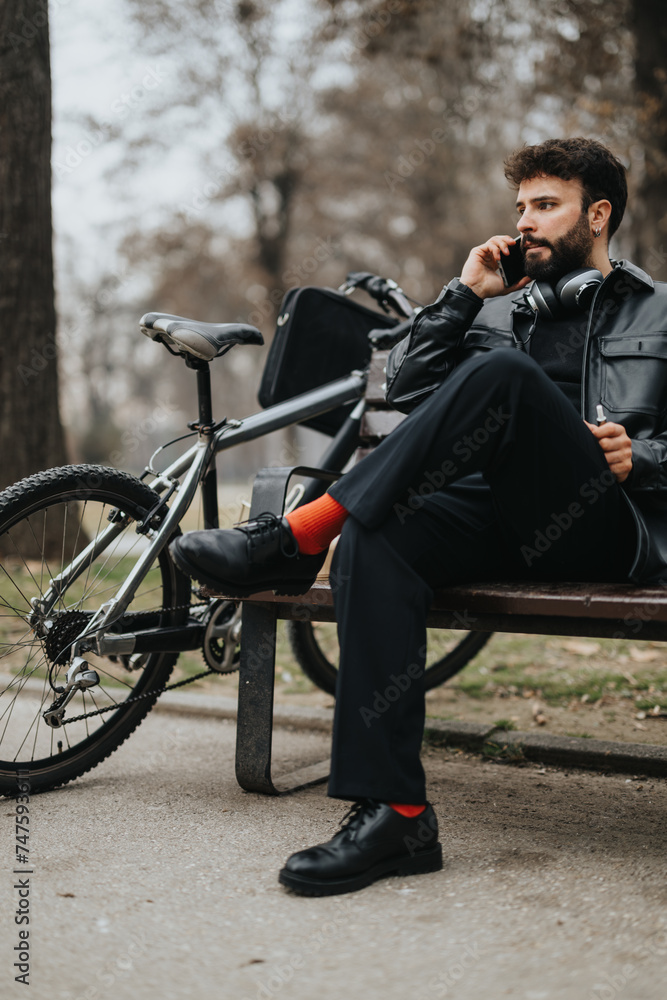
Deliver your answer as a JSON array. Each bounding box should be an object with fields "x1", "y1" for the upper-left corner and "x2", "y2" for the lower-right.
[{"x1": 504, "y1": 138, "x2": 628, "y2": 238}]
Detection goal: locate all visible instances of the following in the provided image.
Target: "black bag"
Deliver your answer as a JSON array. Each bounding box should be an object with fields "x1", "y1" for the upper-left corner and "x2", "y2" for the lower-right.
[{"x1": 258, "y1": 286, "x2": 397, "y2": 436}]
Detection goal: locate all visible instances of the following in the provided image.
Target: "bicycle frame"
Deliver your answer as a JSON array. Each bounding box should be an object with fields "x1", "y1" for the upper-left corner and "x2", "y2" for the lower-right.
[{"x1": 62, "y1": 363, "x2": 367, "y2": 659}]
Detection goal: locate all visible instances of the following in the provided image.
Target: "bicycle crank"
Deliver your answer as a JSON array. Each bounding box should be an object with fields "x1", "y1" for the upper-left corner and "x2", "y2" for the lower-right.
[{"x1": 202, "y1": 600, "x2": 242, "y2": 672}]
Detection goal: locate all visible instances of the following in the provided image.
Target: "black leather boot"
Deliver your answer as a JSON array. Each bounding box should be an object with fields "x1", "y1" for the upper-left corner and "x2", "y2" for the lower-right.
[
  {"x1": 279, "y1": 800, "x2": 442, "y2": 896},
  {"x1": 169, "y1": 512, "x2": 326, "y2": 597}
]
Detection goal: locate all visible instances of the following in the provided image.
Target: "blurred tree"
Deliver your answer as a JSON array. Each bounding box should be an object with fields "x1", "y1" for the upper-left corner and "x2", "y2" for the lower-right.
[
  {"x1": 309, "y1": 0, "x2": 524, "y2": 302},
  {"x1": 628, "y1": 0, "x2": 667, "y2": 274},
  {"x1": 67, "y1": 0, "x2": 666, "y2": 476},
  {"x1": 0, "y1": 1, "x2": 67, "y2": 490}
]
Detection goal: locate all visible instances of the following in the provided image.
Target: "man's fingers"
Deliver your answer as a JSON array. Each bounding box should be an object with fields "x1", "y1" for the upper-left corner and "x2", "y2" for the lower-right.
[
  {"x1": 584, "y1": 419, "x2": 632, "y2": 482},
  {"x1": 477, "y1": 236, "x2": 517, "y2": 261},
  {"x1": 586, "y1": 420, "x2": 625, "y2": 442}
]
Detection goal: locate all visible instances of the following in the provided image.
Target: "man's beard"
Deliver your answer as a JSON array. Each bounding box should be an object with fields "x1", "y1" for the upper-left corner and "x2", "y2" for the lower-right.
[{"x1": 523, "y1": 213, "x2": 595, "y2": 284}]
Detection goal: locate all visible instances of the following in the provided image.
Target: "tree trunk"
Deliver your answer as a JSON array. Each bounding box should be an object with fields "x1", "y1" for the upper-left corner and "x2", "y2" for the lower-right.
[
  {"x1": 0, "y1": 2, "x2": 73, "y2": 560},
  {"x1": 0, "y1": 1, "x2": 67, "y2": 491},
  {"x1": 629, "y1": 0, "x2": 667, "y2": 275}
]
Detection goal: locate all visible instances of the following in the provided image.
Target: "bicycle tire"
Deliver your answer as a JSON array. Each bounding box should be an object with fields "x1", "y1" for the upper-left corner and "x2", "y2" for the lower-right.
[
  {"x1": 286, "y1": 620, "x2": 491, "y2": 697},
  {"x1": 0, "y1": 465, "x2": 191, "y2": 795}
]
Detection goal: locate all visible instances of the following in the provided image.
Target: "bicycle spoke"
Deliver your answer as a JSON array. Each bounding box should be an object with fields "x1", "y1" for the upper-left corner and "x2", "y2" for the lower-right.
[
  {"x1": 29, "y1": 668, "x2": 53, "y2": 761},
  {"x1": 0, "y1": 645, "x2": 47, "y2": 741},
  {"x1": 0, "y1": 466, "x2": 189, "y2": 791}
]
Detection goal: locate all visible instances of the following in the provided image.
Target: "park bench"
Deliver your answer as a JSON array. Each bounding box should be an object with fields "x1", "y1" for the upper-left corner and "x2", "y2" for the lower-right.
[{"x1": 231, "y1": 352, "x2": 667, "y2": 794}]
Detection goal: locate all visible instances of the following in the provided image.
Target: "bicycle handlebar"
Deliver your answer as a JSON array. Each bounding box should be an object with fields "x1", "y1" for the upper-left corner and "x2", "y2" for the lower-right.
[
  {"x1": 339, "y1": 271, "x2": 417, "y2": 320},
  {"x1": 368, "y1": 317, "x2": 413, "y2": 349}
]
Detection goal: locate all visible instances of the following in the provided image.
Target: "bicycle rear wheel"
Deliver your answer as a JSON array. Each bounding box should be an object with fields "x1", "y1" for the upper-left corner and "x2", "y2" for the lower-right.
[
  {"x1": 0, "y1": 465, "x2": 191, "y2": 795},
  {"x1": 287, "y1": 620, "x2": 491, "y2": 697}
]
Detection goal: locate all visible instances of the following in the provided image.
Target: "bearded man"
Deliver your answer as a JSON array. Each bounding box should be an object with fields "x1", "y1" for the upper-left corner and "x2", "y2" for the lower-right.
[{"x1": 171, "y1": 138, "x2": 667, "y2": 896}]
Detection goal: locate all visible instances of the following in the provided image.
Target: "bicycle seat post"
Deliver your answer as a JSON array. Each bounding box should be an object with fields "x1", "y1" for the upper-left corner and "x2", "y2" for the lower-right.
[{"x1": 186, "y1": 357, "x2": 219, "y2": 529}]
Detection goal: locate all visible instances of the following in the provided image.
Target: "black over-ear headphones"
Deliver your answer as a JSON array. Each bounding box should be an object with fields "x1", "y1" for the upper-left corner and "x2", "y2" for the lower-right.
[{"x1": 524, "y1": 267, "x2": 604, "y2": 320}]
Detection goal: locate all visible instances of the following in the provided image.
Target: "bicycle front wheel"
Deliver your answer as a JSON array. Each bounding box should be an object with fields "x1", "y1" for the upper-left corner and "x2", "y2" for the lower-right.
[
  {"x1": 0, "y1": 465, "x2": 191, "y2": 795},
  {"x1": 287, "y1": 620, "x2": 491, "y2": 697}
]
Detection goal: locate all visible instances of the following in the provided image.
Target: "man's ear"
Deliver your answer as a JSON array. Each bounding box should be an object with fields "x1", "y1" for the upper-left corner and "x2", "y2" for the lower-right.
[{"x1": 589, "y1": 198, "x2": 612, "y2": 238}]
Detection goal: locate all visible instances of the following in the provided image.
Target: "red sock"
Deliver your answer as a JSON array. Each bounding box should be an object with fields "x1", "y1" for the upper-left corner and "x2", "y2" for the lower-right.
[
  {"x1": 285, "y1": 494, "x2": 348, "y2": 555},
  {"x1": 389, "y1": 803, "x2": 427, "y2": 818}
]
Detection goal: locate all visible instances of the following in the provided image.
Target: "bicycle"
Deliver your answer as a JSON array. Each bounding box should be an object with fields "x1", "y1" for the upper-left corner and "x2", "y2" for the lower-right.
[{"x1": 0, "y1": 273, "x2": 491, "y2": 795}]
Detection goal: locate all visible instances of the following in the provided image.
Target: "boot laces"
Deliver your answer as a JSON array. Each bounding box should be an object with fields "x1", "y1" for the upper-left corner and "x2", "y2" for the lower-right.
[
  {"x1": 338, "y1": 799, "x2": 381, "y2": 833},
  {"x1": 234, "y1": 512, "x2": 298, "y2": 558}
]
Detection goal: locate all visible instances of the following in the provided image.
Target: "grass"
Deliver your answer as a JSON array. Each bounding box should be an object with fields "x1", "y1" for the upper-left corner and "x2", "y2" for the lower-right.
[
  {"x1": 492, "y1": 718, "x2": 517, "y2": 731},
  {"x1": 446, "y1": 632, "x2": 667, "y2": 707},
  {"x1": 480, "y1": 739, "x2": 526, "y2": 763}
]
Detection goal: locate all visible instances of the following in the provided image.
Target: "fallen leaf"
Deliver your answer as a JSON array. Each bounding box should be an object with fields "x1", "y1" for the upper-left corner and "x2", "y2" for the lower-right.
[
  {"x1": 560, "y1": 640, "x2": 601, "y2": 657},
  {"x1": 629, "y1": 646, "x2": 660, "y2": 663},
  {"x1": 531, "y1": 700, "x2": 547, "y2": 725}
]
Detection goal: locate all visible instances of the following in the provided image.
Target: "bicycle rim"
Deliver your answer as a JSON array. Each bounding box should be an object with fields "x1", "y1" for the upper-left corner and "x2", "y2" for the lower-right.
[
  {"x1": 286, "y1": 620, "x2": 491, "y2": 697},
  {"x1": 0, "y1": 465, "x2": 190, "y2": 794}
]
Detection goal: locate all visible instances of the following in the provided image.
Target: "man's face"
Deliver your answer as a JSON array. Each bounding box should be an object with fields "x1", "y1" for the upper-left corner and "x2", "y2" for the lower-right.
[{"x1": 515, "y1": 174, "x2": 595, "y2": 284}]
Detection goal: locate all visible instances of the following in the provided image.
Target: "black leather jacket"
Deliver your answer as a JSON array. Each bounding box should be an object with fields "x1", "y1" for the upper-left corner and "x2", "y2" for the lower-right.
[{"x1": 385, "y1": 260, "x2": 667, "y2": 584}]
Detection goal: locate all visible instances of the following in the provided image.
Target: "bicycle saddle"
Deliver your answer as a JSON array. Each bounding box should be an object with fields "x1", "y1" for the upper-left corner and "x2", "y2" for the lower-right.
[{"x1": 140, "y1": 312, "x2": 264, "y2": 361}]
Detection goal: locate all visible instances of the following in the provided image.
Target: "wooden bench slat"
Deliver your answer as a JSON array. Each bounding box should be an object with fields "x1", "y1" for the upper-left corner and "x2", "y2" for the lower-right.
[
  {"x1": 364, "y1": 351, "x2": 391, "y2": 405},
  {"x1": 359, "y1": 409, "x2": 406, "y2": 440},
  {"x1": 239, "y1": 580, "x2": 667, "y2": 622}
]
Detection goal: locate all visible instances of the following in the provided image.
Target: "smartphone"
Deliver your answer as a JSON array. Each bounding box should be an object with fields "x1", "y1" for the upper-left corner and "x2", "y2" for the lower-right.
[{"x1": 498, "y1": 237, "x2": 526, "y2": 287}]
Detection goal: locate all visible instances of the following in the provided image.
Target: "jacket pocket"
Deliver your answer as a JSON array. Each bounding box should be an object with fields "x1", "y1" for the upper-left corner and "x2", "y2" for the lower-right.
[{"x1": 599, "y1": 333, "x2": 667, "y2": 415}]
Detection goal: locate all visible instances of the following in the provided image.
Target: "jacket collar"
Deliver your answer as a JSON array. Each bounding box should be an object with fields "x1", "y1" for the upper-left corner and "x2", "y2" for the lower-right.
[{"x1": 610, "y1": 259, "x2": 655, "y2": 290}]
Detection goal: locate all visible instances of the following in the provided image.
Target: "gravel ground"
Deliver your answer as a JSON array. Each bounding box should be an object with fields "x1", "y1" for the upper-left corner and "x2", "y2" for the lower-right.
[{"x1": 2, "y1": 710, "x2": 667, "y2": 1000}]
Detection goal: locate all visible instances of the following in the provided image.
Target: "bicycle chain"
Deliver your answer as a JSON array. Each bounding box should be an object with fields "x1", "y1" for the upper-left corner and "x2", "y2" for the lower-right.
[
  {"x1": 61, "y1": 666, "x2": 217, "y2": 724},
  {"x1": 60, "y1": 600, "x2": 222, "y2": 725}
]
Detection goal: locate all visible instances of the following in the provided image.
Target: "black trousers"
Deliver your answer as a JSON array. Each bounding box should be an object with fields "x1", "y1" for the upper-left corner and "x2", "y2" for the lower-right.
[{"x1": 327, "y1": 350, "x2": 635, "y2": 803}]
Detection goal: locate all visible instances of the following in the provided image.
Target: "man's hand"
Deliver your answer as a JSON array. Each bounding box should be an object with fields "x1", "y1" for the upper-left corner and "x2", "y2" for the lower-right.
[
  {"x1": 585, "y1": 420, "x2": 633, "y2": 483},
  {"x1": 460, "y1": 235, "x2": 531, "y2": 300}
]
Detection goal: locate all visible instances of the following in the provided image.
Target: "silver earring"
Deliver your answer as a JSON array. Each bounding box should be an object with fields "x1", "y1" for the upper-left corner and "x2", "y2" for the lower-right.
[{"x1": 594, "y1": 227, "x2": 602, "y2": 238}]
